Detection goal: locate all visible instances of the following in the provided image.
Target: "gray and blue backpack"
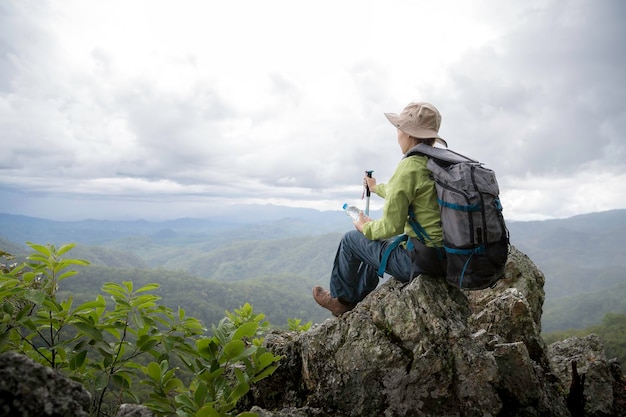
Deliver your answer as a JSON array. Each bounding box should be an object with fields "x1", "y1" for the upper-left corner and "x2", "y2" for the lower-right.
[{"x1": 407, "y1": 143, "x2": 510, "y2": 290}]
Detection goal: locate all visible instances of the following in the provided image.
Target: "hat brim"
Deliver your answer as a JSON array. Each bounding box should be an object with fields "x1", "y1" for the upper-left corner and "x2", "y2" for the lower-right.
[{"x1": 385, "y1": 112, "x2": 448, "y2": 148}]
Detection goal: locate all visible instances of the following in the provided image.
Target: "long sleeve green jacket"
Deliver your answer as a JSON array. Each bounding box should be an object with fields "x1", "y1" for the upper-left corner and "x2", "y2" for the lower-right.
[{"x1": 362, "y1": 154, "x2": 443, "y2": 248}]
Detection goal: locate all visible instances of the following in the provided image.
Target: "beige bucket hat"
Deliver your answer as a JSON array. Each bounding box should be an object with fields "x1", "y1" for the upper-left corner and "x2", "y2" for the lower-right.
[{"x1": 384, "y1": 102, "x2": 447, "y2": 147}]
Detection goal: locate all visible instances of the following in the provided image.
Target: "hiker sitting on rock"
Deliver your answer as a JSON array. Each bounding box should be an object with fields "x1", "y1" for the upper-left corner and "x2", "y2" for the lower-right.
[{"x1": 313, "y1": 102, "x2": 447, "y2": 316}]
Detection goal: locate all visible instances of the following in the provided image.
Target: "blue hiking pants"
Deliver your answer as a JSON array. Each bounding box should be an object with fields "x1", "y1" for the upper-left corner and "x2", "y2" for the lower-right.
[{"x1": 329, "y1": 230, "x2": 445, "y2": 304}]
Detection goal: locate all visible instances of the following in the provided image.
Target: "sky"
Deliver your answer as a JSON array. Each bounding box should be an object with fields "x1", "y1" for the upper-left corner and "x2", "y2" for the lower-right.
[{"x1": 1, "y1": 0, "x2": 625, "y2": 222}]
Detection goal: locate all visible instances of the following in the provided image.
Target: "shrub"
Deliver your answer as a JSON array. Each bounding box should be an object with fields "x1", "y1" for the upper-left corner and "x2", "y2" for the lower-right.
[{"x1": 0, "y1": 243, "x2": 281, "y2": 417}]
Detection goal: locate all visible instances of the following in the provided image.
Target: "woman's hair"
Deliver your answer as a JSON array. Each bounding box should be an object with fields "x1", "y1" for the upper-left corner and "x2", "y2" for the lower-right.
[{"x1": 410, "y1": 137, "x2": 437, "y2": 146}]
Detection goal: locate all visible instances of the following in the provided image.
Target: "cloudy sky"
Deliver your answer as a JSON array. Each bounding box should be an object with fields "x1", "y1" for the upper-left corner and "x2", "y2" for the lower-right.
[{"x1": 1, "y1": 0, "x2": 625, "y2": 222}]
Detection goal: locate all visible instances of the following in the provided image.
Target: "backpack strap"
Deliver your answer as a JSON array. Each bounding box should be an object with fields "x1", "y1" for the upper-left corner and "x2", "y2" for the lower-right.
[
  {"x1": 377, "y1": 234, "x2": 413, "y2": 277},
  {"x1": 377, "y1": 207, "x2": 449, "y2": 278},
  {"x1": 407, "y1": 207, "x2": 433, "y2": 244},
  {"x1": 444, "y1": 245, "x2": 487, "y2": 288},
  {"x1": 405, "y1": 143, "x2": 479, "y2": 164},
  {"x1": 407, "y1": 207, "x2": 445, "y2": 261}
]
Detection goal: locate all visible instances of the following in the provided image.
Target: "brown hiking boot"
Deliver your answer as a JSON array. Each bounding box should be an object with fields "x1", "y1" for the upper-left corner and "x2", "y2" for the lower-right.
[{"x1": 312, "y1": 286, "x2": 355, "y2": 316}]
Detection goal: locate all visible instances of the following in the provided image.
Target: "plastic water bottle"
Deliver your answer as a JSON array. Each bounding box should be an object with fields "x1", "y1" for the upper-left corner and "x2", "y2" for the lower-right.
[{"x1": 342, "y1": 203, "x2": 361, "y2": 221}]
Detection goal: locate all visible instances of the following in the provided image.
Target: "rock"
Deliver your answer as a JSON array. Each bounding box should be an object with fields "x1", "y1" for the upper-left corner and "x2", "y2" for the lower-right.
[
  {"x1": 493, "y1": 341, "x2": 569, "y2": 416},
  {"x1": 0, "y1": 351, "x2": 91, "y2": 417},
  {"x1": 248, "y1": 246, "x2": 580, "y2": 416},
  {"x1": 468, "y1": 286, "x2": 549, "y2": 367},
  {"x1": 547, "y1": 334, "x2": 616, "y2": 417},
  {"x1": 609, "y1": 359, "x2": 626, "y2": 415},
  {"x1": 249, "y1": 405, "x2": 326, "y2": 417},
  {"x1": 467, "y1": 246, "x2": 545, "y2": 328},
  {"x1": 115, "y1": 404, "x2": 155, "y2": 417},
  {"x1": 298, "y1": 276, "x2": 502, "y2": 416}
]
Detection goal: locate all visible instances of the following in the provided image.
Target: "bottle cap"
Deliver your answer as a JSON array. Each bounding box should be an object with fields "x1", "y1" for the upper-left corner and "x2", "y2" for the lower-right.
[{"x1": 342, "y1": 203, "x2": 348, "y2": 210}]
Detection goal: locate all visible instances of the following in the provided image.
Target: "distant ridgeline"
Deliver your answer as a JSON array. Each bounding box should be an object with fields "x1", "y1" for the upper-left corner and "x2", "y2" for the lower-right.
[{"x1": 1, "y1": 209, "x2": 625, "y2": 333}]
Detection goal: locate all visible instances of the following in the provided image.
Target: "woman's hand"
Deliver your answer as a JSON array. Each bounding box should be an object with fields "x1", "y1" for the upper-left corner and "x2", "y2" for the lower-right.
[
  {"x1": 354, "y1": 211, "x2": 372, "y2": 232},
  {"x1": 364, "y1": 175, "x2": 377, "y2": 194}
]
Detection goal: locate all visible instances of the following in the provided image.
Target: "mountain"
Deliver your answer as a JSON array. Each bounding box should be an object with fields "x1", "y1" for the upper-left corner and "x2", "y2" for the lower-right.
[
  {"x1": 506, "y1": 210, "x2": 626, "y2": 299},
  {"x1": 1, "y1": 209, "x2": 625, "y2": 332},
  {"x1": 0, "y1": 206, "x2": 366, "y2": 246}
]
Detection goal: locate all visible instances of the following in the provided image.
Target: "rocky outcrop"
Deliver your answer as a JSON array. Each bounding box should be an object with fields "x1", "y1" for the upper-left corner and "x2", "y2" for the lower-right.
[
  {"x1": 0, "y1": 351, "x2": 91, "y2": 417},
  {"x1": 0, "y1": 352, "x2": 158, "y2": 417},
  {"x1": 115, "y1": 404, "x2": 155, "y2": 417},
  {"x1": 247, "y1": 246, "x2": 625, "y2": 417},
  {"x1": 548, "y1": 334, "x2": 617, "y2": 417}
]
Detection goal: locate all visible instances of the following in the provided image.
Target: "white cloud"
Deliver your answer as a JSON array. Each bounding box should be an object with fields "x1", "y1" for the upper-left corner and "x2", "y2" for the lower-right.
[
  {"x1": 501, "y1": 166, "x2": 626, "y2": 221},
  {"x1": 1, "y1": 0, "x2": 625, "y2": 221}
]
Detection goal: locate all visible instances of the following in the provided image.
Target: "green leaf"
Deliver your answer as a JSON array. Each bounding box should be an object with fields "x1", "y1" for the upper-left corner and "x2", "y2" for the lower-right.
[
  {"x1": 196, "y1": 404, "x2": 220, "y2": 417},
  {"x1": 175, "y1": 393, "x2": 197, "y2": 410},
  {"x1": 26, "y1": 254, "x2": 49, "y2": 264},
  {"x1": 112, "y1": 372, "x2": 132, "y2": 389},
  {"x1": 102, "y1": 282, "x2": 128, "y2": 298},
  {"x1": 196, "y1": 338, "x2": 219, "y2": 360},
  {"x1": 57, "y1": 270, "x2": 78, "y2": 282},
  {"x1": 137, "y1": 335, "x2": 159, "y2": 352},
  {"x1": 228, "y1": 381, "x2": 250, "y2": 403},
  {"x1": 252, "y1": 364, "x2": 279, "y2": 383},
  {"x1": 256, "y1": 351, "x2": 279, "y2": 368},
  {"x1": 145, "y1": 362, "x2": 162, "y2": 381},
  {"x1": 163, "y1": 377, "x2": 183, "y2": 393},
  {"x1": 74, "y1": 321, "x2": 103, "y2": 342},
  {"x1": 69, "y1": 350, "x2": 87, "y2": 370},
  {"x1": 223, "y1": 340, "x2": 245, "y2": 361},
  {"x1": 26, "y1": 242, "x2": 51, "y2": 257},
  {"x1": 72, "y1": 298, "x2": 107, "y2": 313},
  {"x1": 133, "y1": 311, "x2": 145, "y2": 329},
  {"x1": 95, "y1": 373, "x2": 108, "y2": 390},
  {"x1": 159, "y1": 359, "x2": 169, "y2": 375},
  {"x1": 234, "y1": 367, "x2": 246, "y2": 383},
  {"x1": 23, "y1": 289, "x2": 46, "y2": 305},
  {"x1": 182, "y1": 318, "x2": 205, "y2": 333},
  {"x1": 59, "y1": 258, "x2": 89, "y2": 267},
  {"x1": 232, "y1": 321, "x2": 258, "y2": 341},
  {"x1": 55, "y1": 243, "x2": 77, "y2": 257},
  {"x1": 41, "y1": 297, "x2": 63, "y2": 312},
  {"x1": 194, "y1": 380, "x2": 208, "y2": 404},
  {"x1": 135, "y1": 283, "x2": 160, "y2": 293},
  {"x1": 113, "y1": 299, "x2": 132, "y2": 309},
  {"x1": 200, "y1": 367, "x2": 224, "y2": 385},
  {"x1": 2, "y1": 302, "x2": 14, "y2": 315}
]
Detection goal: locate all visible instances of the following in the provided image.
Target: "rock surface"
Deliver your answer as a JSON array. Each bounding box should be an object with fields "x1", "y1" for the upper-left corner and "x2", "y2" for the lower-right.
[
  {"x1": 115, "y1": 403, "x2": 155, "y2": 417},
  {"x1": 548, "y1": 334, "x2": 615, "y2": 417},
  {"x1": 0, "y1": 351, "x2": 91, "y2": 417},
  {"x1": 246, "y1": 246, "x2": 625, "y2": 417}
]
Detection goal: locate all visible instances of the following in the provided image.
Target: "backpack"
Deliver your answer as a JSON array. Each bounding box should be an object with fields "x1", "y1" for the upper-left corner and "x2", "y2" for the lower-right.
[{"x1": 406, "y1": 143, "x2": 509, "y2": 290}]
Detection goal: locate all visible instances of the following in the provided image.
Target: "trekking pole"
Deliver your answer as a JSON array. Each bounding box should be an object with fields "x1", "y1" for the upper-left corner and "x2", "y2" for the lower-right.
[{"x1": 364, "y1": 170, "x2": 374, "y2": 216}]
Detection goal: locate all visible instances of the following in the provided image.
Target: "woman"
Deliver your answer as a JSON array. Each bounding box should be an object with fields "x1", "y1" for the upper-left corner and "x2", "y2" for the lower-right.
[{"x1": 313, "y1": 102, "x2": 447, "y2": 316}]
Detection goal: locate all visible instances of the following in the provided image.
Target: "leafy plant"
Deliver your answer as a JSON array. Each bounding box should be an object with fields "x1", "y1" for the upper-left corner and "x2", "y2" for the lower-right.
[
  {"x1": 0, "y1": 243, "x2": 281, "y2": 417},
  {"x1": 141, "y1": 304, "x2": 281, "y2": 417},
  {"x1": 0, "y1": 242, "x2": 92, "y2": 368},
  {"x1": 287, "y1": 317, "x2": 312, "y2": 332}
]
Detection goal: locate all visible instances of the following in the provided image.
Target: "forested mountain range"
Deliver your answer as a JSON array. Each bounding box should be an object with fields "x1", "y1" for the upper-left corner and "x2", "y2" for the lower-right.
[
  {"x1": 1, "y1": 208, "x2": 624, "y2": 332},
  {"x1": 506, "y1": 210, "x2": 626, "y2": 331}
]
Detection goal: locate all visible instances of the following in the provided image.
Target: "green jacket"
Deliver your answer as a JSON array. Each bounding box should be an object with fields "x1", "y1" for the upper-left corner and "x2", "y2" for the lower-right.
[{"x1": 362, "y1": 154, "x2": 443, "y2": 248}]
